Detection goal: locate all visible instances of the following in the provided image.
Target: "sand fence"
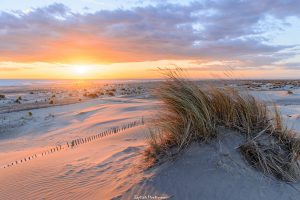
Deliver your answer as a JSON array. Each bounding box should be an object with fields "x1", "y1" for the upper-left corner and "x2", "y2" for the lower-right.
[{"x1": 1, "y1": 117, "x2": 145, "y2": 169}]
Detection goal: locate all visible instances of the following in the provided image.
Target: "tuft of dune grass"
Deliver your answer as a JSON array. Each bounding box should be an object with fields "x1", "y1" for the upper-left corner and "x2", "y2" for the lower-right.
[
  {"x1": 146, "y1": 69, "x2": 300, "y2": 182},
  {"x1": 148, "y1": 69, "x2": 216, "y2": 158},
  {"x1": 210, "y1": 87, "x2": 269, "y2": 135}
]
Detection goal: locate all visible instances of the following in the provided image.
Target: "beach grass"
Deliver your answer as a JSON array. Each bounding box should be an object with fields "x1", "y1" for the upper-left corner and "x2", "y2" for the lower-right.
[{"x1": 146, "y1": 69, "x2": 300, "y2": 182}]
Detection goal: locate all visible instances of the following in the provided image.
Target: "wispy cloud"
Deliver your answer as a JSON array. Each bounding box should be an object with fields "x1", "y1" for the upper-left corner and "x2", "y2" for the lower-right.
[
  {"x1": 0, "y1": 1, "x2": 300, "y2": 70},
  {"x1": 0, "y1": 66, "x2": 33, "y2": 71}
]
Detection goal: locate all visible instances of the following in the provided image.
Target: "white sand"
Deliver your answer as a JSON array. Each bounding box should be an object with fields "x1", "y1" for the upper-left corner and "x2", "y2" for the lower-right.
[
  {"x1": 0, "y1": 94, "x2": 156, "y2": 199},
  {"x1": 250, "y1": 88, "x2": 300, "y2": 134},
  {"x1": 1, "y1": 83, "x2": 300, "y2": 199},
  {"x1": 123, "y1": 130, "x2": 300, "y2": 200},
  {"x1": 0, "y1": 126, "x2": 151, "y2": 199}
]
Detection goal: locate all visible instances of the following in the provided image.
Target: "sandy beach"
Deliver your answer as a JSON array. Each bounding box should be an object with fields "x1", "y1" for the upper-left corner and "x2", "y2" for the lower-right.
[
  {"x1": 0, "y1": 80, "x2": 300, "y2": 199},
  {"x1": 2, "y1": 1, "x2": 300, "y2": 199},
  {"x1": 0, "y1": 81, "x2": 155, "y2": 199}
]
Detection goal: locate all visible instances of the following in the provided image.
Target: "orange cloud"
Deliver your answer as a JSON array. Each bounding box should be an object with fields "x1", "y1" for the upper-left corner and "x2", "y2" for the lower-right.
[{"x1": 1, "y1": 2, "x2": 294, "y2": 66}]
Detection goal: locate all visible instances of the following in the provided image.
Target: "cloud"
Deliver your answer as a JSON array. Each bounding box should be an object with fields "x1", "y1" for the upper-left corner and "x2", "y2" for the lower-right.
[
  {"x1": 274, "y1": 62, "x2": 300, "y2": 70},
  {"x1": 0, "y1": 1, "x2": 300, "y2": 70},
  {"x1": 0, "y1": 67, "x2": 21, "y2": 71},
  {"x1": 0, "y1": 66, "x2": 33, "y2": 71}
]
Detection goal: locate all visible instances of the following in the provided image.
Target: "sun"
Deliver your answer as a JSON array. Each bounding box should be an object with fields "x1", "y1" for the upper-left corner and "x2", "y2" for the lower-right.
[{"x1": 74, "y1": 65, "x2": 88, "y2": 75}]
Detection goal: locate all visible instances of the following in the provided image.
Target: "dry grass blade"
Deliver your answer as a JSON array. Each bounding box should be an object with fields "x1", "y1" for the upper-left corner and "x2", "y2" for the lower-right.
[
  {"x1": 240, "y1": 139, "x2": 299, "y2": 182},
  {"x1": 146, "y1": 68, "x2": 300, "y2": 182},
  {"x1": 148, "y1": 69, "x2": 216, "y2": 158}
]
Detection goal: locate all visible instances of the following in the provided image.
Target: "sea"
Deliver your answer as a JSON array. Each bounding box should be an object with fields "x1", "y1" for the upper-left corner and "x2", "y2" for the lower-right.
[{"x1": 0, "y1": 79, "x2": 161, "y2": 87}]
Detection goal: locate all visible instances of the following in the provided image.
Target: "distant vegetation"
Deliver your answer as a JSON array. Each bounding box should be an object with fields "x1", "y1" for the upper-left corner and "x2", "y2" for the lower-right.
[
  {"x1": 146, "y1": 69, "x2": 300, "y2": 182},
  {"x1": 15, "y1": 96, "x2": 22, "y2": 104},
  {"x1": 287, "y1": 90, "x2": 294, "y2": 95},
  {"x1": 87, "y1": 93, "x2": 98, "y2": 98},
  {"x1": 107, "y1": 91, "x2": 115, "y2": 96}
]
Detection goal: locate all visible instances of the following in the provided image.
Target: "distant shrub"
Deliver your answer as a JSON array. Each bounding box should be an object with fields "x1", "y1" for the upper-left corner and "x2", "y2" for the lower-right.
[
  {"x1": 49, "y1": 100, "x2": 54, "y2": 104},
  {"x1": 287, "y1": 90, "x2": 294, "y2": 95},
  {"x1": 107, "y1": 92, "x2": 115, "y2": 96},
  {"x1": 0, "y1": 94, "x2": 5, "y2": 99},
  {"x1": 28, "y1": 112, "x2": 33, "y2": 117},
  {"x1": 87, "y1": 93, "x2": 98, "y2": 98}
]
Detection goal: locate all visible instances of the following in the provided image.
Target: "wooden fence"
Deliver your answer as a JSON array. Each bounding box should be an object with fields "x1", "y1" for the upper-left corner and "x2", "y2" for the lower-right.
[{"x1": 1, "y1": 117, "x2": 145, "y2": 169}]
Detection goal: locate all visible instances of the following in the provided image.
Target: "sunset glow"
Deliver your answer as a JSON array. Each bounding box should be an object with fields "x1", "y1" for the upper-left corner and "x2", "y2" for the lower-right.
[
  {"x1": 74, "y1": 66, "x2": 88, "y2": 75},
  {"x1": 0, "y1": 1, "x2": 300, "y2": 79}
]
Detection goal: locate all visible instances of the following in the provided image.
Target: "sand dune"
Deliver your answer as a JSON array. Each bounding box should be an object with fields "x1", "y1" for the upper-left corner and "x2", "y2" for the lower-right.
[
  {"x1": 0, "y1": 93, "x2": 156, "y2": 199},
  {"x1": 1, "y1": 82, "x2": 300, "y2": 199},
  {"x1": 124, "y1": 130, "x2": 300, "y2": 200},
  {"x1": 0, "y1": 126, "x2": 150, "y2": 200}
]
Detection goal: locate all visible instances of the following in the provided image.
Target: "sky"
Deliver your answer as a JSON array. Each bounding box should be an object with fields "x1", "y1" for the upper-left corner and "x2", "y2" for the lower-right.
[{"x1": 0, "y1": 0, "x2": 300, "y2": 79}]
